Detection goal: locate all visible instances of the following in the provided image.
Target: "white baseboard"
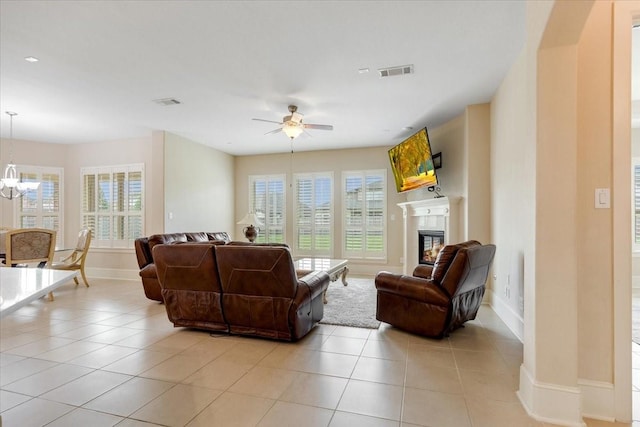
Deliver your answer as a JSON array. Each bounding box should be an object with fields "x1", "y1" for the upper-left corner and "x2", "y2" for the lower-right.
[
  {"x1": 485, "y1": 288, "x2": 524, "y2": 342},
  {"x1": 86, "y1": 268, "x2": 139, "y2": 281},
  {"x1": 518, "y1": 366, "x2": 586, "y2": 427},
  {"x1": 578, "y1": 379, "x2": 615, "y2": 422}
]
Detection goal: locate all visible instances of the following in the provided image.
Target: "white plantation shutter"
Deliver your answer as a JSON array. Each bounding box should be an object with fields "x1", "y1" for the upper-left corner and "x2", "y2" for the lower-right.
[
  {"x1": 249, "y1": 175, "x2": 285, "y2": 244},
  {"x1": 294, "y1": 172, "x2": 333, "y2": 257},
  {"x1": 14, "y1": 166, "x2": 63, "y2": 247},
  {"x1": 81, "y1": 164, "x2": 144, "y2": 248},
  {"x1": 343, "y1": 170, "x2": 386, "y2": 260}
]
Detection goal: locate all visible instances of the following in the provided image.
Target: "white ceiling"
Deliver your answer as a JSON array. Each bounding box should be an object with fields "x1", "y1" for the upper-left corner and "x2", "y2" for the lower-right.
[{"x1": 0, "y1": 1, "x2": 635, "y2": 156}]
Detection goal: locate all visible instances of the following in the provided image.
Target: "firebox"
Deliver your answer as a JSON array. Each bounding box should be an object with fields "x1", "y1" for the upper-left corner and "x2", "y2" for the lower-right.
[{"x1": 418, "y1": 230, "x2": 445, "y2": 265}]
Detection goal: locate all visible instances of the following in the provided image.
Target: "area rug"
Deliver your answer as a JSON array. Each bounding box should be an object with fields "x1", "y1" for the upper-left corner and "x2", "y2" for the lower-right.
[{"x1": 320, "y1": 276, "x2": 380, "y2": 329}]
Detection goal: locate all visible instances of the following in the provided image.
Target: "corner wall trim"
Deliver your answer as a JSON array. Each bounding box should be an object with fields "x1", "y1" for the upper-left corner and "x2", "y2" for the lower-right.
[
  {"x1": 518, "y1": 365, "x2": 586, "y2": 427},
  {"x1": 578, "y1": 379, "x2": 615, "y2": 422}
]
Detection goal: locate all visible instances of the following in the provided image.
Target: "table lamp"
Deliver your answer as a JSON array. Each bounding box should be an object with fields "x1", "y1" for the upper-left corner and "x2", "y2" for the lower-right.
[{"x1": 236, "y1": 212, "x2": 263, "y2": 242}]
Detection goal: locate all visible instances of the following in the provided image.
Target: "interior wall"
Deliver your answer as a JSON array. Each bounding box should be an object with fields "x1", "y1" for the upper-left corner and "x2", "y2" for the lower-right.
[
  {"x1": 576, "y1": 0, "x2": 614, "y2": 384},
  {"x1": 1, "y1": 135, "x2": 164, "y2": 279},
  {"x1": 66, "y1": 137, "x2": 161, "y2": 279},
  {"x1": 413, "y1": 115, "x2": 465, "y2": 203},
  {"x1": 465, "y1": 104, "x2": 492, "y2": 245},
  {"x1": 0, "y1": 138, "x2": 69, "y2": 231},
  {"x1": 489, "y1": 47, "x2": 531, "y2": 340},
  {"x1": 164, "y1": 132, "x2": 235, "y2": 235}
]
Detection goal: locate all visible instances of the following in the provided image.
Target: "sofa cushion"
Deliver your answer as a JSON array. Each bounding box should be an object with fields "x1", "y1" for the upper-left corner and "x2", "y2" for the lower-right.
[{"x1": 430, "y1": 240, "x2": 480, "y2": 284}]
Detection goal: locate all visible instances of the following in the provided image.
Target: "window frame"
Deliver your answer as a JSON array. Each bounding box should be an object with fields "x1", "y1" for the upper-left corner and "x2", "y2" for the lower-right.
[
  {"x1": 80, "y1": 163, "x2": 144, "y2": 249},
  {"x1": 293, "y1": 171, "x2": 334, "y2": 258},
  {"x1": 248, "y1": 174, "x2": 286, "y2": 244},
  {"x1": 342, "y1": 169, "x2": 387, "y2": 261},
  {"x1": 13, "y1": 165, "x2": 64, "y2": 247}
]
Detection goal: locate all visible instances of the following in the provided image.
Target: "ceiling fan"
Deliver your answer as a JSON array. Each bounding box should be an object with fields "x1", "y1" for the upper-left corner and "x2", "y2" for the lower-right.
[{"x1": 252, "y1": 105, "x2": 333, "y2": 139}]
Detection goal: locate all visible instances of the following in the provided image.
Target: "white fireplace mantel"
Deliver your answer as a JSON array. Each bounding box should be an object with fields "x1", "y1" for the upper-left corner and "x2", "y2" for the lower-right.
[{"x1": 397, "y1": 196, "x2": 461, "y2": 275}]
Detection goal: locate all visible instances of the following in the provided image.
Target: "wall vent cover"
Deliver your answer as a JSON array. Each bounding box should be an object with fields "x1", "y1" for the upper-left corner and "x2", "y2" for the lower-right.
[
  {"x1": 378, "y1": 64, "x2": 414, "y2": 78},
  {"x1": 153, "y1": 98, "x2": 181, "y2": 106}
]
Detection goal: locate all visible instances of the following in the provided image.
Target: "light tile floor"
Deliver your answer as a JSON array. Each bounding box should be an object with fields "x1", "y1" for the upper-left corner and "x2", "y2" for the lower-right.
[{"x1": 0, "y1": 278, "x2": 637, "y2": 426}]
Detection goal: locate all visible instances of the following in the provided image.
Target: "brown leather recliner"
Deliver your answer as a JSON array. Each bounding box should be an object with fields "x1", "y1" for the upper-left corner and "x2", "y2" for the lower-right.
[
  {"x1": 134, "y1": 232, "x2": 231, "y2": 302},
  {"x1": 153, "y1": 243, "x2": 330, "y2": 341},
  {"x1": 375, "y1": 240, "x2": 496, "y2": 338}
]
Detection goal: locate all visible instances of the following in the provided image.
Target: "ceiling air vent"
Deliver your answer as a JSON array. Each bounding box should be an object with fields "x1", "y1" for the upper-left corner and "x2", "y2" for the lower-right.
[
  {"x1": 153, "y1": 98, "x2": 181, "y2": 106},
  {"x1": 378, "y1": 64, "x2": 414, "y2": 78}
]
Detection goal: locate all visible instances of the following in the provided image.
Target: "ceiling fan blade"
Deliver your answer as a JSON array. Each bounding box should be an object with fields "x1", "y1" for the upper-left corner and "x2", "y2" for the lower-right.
[
  {"x1": 303, "y1": 124, "x2": 333, "y2": 131},
  {"x1": 252, "y1": 118, "x2": 283, "y2": 124},
  {"x1": 264, "y1": 128, "x2": 283, "y2": 135}
]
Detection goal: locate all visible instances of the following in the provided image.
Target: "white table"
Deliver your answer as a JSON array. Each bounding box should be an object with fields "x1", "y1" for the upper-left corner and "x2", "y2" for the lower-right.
[
  {"x1": 0, "y1": 268, "x2": 77, "y2": 318},
  {"x1": 294, "y1": 258, "x2": 349, "y2": 303}
]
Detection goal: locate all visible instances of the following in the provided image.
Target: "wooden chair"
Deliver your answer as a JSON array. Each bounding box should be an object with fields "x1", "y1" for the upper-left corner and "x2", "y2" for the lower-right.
[
  {"x1": 3, "y1": 228, "x2": 57, "y2": 300},
  {"x1": 51, "y1": 228, "x2": 92, "y2": 287}
]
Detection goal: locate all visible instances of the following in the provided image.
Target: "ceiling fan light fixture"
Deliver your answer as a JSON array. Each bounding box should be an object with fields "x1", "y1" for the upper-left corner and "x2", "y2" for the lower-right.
[{"x1": 283, "y1": 123, "x2": 303, "y2": 139}]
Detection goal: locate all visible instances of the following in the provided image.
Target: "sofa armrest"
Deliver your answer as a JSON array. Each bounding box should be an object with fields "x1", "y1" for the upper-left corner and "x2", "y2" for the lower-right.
[
  {"x1": 412, "y1": 265, "x2": 433, "y2": 279},
  {"x1": 375, "y1": 272, "x2": 450, "y2": 307},
  {"x1": 297, "y1": 271, "x2": 330, "y2": 301}
]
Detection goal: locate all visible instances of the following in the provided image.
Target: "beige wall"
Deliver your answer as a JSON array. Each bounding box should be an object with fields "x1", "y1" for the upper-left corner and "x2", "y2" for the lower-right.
[
  {"x1": 493, "y1": 0, "x2": 634, "y2": 422},
  {"x1": 0, "y1": 135, "x2": 165, "y2": 279},
  {"x1": 490, "y1": 46, "x2": 531, "y2": 338},
  {"x1": 234, "y1": 146, "x2": 406, "y2": 275},
  {"x1": 576, "y1": 0, "x2": 614, "y2": 383},
  {"x1": 0, "y1": 139, "x2": 69, "y2": 229},
  {"x1": 65, "y1": 137, "x2": 163, "y2": 278},
  {"x1": 164, "y1": 132, "x2": 235, "y2": 235}
]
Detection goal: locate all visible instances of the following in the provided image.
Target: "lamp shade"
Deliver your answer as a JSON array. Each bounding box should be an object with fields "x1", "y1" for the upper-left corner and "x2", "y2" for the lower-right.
[
  {"x1": 283, "y1": 123, "x2": 303, "y2": 139},
  {"x1": 237, "y1": 212, "x2": 263, "y2": 226}
]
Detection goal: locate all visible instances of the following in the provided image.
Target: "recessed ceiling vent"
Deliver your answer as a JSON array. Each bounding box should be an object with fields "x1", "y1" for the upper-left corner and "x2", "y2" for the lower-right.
[
  {"x1": 153, "y1": 98, "x2": 181, "y2": 106},
  {"x1": 378, "y1": 64, "x2": 414, "y2": 78}
]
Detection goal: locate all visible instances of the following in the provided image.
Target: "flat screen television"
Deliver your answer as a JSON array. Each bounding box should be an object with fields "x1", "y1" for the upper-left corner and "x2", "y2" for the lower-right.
[{"x1": 388, "y1": 127, "x2": 438, "y2": 193}]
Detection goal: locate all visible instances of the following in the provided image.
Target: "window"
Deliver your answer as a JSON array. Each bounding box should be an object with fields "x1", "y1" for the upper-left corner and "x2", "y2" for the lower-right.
[
  {"x1": 14, "y1": 166, "x2": 64, "y2": 246},
  {"x1": 81, "y1": 164, "x2": 144, "y2": 249},
  {"x1": 294, "y1": 172, "x2": 333, "y2": 257},
  {"x1": 249, "y1": 174, "x2": 285, "y2": 244},
  {"x1": 343, "y1": 169, "x2": 386, "y2": 260}
]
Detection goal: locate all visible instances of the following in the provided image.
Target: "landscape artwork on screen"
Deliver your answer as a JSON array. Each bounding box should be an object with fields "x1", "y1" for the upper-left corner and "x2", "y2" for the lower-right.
[{"x1": 388, "y1": 127, "x2": 438, "y2": 193}]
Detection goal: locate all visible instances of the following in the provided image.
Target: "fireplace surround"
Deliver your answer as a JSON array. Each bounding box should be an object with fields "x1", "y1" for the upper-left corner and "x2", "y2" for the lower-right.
[{"x1": 397, "y1": 197, "x2": 460, "y2": 274}]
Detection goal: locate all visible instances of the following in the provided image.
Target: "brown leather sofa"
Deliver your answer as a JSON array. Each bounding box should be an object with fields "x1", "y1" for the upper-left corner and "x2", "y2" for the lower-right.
[
  {"x1": 152, "y1": 243, "x2": 330, "y2": 341},
  {"x1": 375, "y1": 240, "x2": 496, "y2": 338},
  {"x1": 134, "y1": 232, "x2": 231, "y2": 301}
]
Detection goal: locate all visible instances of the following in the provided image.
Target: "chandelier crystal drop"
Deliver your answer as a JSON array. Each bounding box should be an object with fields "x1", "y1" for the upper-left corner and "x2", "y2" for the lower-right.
[{"x1": 0, "y1": 111, "x2": 40, "y2": 200}]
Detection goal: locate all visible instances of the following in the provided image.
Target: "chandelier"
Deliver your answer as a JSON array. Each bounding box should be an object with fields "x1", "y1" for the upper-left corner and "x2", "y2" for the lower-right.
[{"x1": 0, "y1": 112, "x2": 40, "y2": 200}]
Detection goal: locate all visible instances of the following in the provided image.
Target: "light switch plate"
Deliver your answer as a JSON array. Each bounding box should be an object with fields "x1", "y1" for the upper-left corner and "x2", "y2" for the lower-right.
[{"x1": 595, "y1": 188, "x2": 610, "y2": 209}]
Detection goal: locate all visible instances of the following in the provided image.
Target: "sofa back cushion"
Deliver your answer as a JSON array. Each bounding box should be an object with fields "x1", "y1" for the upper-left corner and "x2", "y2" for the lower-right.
[
  {"x1": 440, "y1": 244, "x2": 496, "y2": 297},
  {"x1": 215, "y1": 245, "x2": 298, "y2": 337},
  {"x1": 430, "y1": 240, "x2": 480, "y2": 284},
  {"x1": 153, "y1": 243, "x2": 227, "y2": 328},
  {"x1": 147, "y1": 232, "x2": 230, "y2": 253},
  {"x1": 215, "y1": 245, "x2": 297, "y2": 298}
]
